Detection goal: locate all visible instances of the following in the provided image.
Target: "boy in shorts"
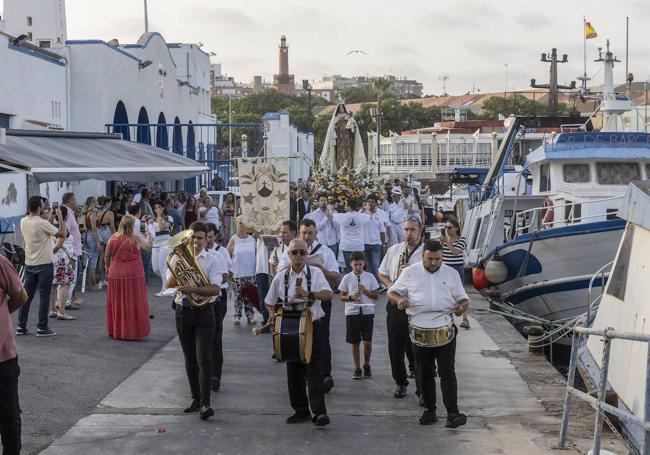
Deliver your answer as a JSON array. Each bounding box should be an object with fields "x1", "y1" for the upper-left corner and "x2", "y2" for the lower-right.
[{"x1": 338, "y1": 251, "x2": 380, "y2": 379}]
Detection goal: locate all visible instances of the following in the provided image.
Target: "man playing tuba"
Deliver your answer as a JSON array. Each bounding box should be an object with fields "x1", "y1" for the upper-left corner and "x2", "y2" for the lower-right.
[{"x1": 166, "y1": 221, "x2": 226, "y2": 421}]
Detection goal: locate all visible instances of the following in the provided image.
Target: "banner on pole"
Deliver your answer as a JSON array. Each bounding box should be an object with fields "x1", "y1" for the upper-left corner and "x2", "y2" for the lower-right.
[{"x1": 238, "y1": 158, "x2": 289, "y2": 234}]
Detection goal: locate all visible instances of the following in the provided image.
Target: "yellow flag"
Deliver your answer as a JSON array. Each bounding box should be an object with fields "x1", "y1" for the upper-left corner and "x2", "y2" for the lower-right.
[{"x1": 585, "y1": 21, "x2": 597, "y2": 39}]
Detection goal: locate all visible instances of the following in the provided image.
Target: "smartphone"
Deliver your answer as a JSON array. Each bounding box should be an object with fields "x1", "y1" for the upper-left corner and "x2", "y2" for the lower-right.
[
  {"x1": 52, "y1": 202, "x2": 59, "y2": 209},
  {"x1": 441, "y1": 228, "x2": 446, "y2": 237},
  {"x1": 140, "y1": 222, "x2": 146, "y2": 233}
]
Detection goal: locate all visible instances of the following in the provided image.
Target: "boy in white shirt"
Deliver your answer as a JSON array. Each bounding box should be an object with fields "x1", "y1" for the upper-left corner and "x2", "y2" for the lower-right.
[{"x1": 338, "y1": 251, "x2": 379, "y2": 380}]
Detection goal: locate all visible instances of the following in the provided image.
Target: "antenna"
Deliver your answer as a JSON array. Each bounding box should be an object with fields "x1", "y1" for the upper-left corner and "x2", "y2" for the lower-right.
[
  {"x1": 530, "y1": 48, "x2": 576, "y2": 116},
  {"x1": 439, "y1": 74, "x2": 449, "y2": 96},
  {"x1": 144, "y1": 0, "x2": 149, "y2": 33}
]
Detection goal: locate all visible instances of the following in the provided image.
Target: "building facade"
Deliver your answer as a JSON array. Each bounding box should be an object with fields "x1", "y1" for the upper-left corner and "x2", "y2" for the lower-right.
[{"x1": 263, "y1": 111, "x2": 313, "y2": 180}]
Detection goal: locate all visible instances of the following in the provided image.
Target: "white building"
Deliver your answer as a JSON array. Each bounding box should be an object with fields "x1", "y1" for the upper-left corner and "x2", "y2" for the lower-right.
[
  {"x1": 263, "y1": 111, "x2": 313, "y2": 181},
  {"x1": 0, "y1": 0, "x2": 66, "y2": 48}
]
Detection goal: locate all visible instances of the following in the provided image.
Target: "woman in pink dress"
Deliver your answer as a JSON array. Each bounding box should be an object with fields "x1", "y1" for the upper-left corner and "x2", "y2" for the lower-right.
[{"x1": 104, "y1": 214, "x2": 153, "y2": 340}]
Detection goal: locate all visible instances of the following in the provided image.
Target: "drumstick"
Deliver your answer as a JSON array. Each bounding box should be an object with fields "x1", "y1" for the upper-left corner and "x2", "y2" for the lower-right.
[{"x1": 430, "y1": 311, "x2": 453, "y2": 321}]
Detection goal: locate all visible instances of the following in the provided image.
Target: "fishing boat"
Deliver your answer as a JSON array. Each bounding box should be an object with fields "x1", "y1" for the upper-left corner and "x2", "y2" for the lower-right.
[{"x1": 465, "y1": 41, "x2": 650, "y2": 333}]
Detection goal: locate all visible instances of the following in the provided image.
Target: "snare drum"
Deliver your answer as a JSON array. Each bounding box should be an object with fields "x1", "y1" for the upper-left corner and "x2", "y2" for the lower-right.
[
  {"x1": 273, "y1": 307, "x2": 313, "y2": 363},
  {"x1": 408, "y1": 311, "x2": 455, "y2": 348}
]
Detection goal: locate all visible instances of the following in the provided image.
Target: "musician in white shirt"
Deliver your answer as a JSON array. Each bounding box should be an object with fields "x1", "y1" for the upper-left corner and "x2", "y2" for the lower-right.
[
  {"x1": 269, "y1": 220, "x2": 297, "y2": 278},
  {"x1": 304, "y1": 193, "x2": 339, "y2": 258},
  {"x1": 377, "y1": 218, "x2": 423, "y2": 398},
  {"x1": 277, "y1": 218, "x2": 340, "y2": 392},
  {"x1": 388, "y1": 188, "x2": 408, "y2": 244},
  {"x1": 388, "y1": 240, "x2": 469, "y2": 428},
  {"x1": 265, "y1": 239, "x2": 333, "y2": 427}
]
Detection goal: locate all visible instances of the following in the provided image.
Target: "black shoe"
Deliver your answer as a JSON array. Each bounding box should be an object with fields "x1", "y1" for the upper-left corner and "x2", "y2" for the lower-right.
[
  {"x1": 363, "y1": 364, "x2": 372, "y2": 378},
  {"x1": 323, "y1": 375, "x2": 334, "y2": 393},
  {"x1": 352, "y1": 368, "x2": 362, "y2": 380},
  {"x1": 394, "y1": 384, "x2": 407, "y2": 398},
  {"x1": 36, "y1": 328, "x2": 56, "y2": 337},
  {"x1": 15, "y1": 326, "x2": 28, "y2": 336},
  {"x1": 419, "y1": 409, "x2": 438, "y2": 425},
  {"x1": 211, "y1": 377, "x2": 221, "y2": 392},
  {"x1": 286, "y1": 412, "x2": 311, "y2": 424},
  {"x1": 408, "y1": 368, "x2": 416, "y2": 379},
  {"x1": 313, "y1": 414, "x2": 330, "y2": 427},
  {"x1": 183, "y1": 399, "x2": 201, "y2": 413},
  {"x1": 199, "y1": 406, "x2": 214, "y2": 420},
  {"x1": 445, "y1": 413, "x2": 467, "y2": 428}
]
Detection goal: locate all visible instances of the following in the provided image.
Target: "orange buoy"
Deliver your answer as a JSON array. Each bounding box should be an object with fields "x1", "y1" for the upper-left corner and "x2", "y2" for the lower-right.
[
  {"x1": 540, "y1": 197, "x2": 554, "y2": 227},
  {"x1": 472, "y1": 267, "x2": 490, "y2": 290}
]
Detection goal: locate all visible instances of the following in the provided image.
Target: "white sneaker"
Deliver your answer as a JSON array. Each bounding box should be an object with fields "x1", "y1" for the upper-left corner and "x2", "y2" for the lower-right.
[{"x1": 155, "y1": 291, "x2": 165, "y2": 297}]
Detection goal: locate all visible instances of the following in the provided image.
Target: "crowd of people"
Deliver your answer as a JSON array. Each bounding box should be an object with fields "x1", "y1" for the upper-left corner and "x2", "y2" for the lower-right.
[{"x1": 0, "y1": 179, "x2": 470, "y2": 452}]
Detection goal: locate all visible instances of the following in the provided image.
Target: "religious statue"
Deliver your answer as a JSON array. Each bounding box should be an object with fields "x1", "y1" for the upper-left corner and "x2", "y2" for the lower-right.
[{"x1": 319, "y1": 101, "x2": 366, "y2": 173}]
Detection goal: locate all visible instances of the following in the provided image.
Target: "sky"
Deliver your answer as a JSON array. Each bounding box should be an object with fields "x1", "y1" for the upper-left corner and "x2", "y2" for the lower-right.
[{"x1": 60, "y1": 0, "x2": 650, "y2": 96}]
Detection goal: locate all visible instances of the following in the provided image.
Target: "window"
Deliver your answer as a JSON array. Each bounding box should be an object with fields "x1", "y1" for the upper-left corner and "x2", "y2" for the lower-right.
[
  {"x1": 39, "y1": 40, "x2": 51, "y2": 48},
  {"x1": 646, "y1": 163, "x2": 650, "y2": 179},
  {"x1": 563, "y1": 164, "x2": 590, "y2": 183},
  {"x1": 606, "y1": 225, "x2": 635, "y2": 301},
  {"x1": 539, "y1": 163, "x2": 551, "y2": 192},
  {"x1": 27, "y1": 16, "x2": 32, "y2": 26},
  {"x1": 596, "y1": 162, "x2": 640, "y2": 184},
  {"x1": 564, "y1": 202, "x2": 582, "y2": 223},
  {"x1": 0, "y1": 114, "x2": 10, "y2": 129},
  {"x1": 27, "y1": 32, "x2": 32, "y2": 41}
]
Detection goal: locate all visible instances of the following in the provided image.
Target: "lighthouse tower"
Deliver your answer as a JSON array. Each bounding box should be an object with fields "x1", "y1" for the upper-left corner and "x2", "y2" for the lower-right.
[
  {"x1": 2, "y1": 0, "x2": 67, "y2": 48},
  {"x1": 273, "y1": 35, "x2": 295, "y2": 94}
]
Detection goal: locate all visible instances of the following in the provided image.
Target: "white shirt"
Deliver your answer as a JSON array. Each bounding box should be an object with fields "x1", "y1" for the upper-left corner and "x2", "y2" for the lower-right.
[
  {"x1": 134, "y1": 219, "x2": 156, "y2": 241},
  {"x1": 269, "y1": 242, "x2": 288, "y2": 270},
  {"x1": 167, "y1": 249, "x2": 224, "y2": 305},
  {"x1": 208, "y1": 243, "x2": 231, "y2": 289},
  {"x1": 338, "y1": 271, "x2": 379, "y2": 315},
  {"x1": 333, "y1": 212, "x2": 371, "y2": 252},
  {"x1": 389, "y1": 262, "x2": 469, "y2": 317},
  {"x1": 265, "y1": 265, "x2": 332, "y2": 321},
  {"x1": 378, "y1": 242, "x2": 424, "y2": 282},
  {"x1": 277, "y1": 241, "x2": 339, "y2": 274},
  {"x1": 200, "y1": 207, "x2": 221, "y2": 229},
  {"x1": 363, "y1": 209, "x2": 387, "y2": 245},
  {"x1": 231, "y1": 234, "x2": 257, "y2": 278},
  {"x1": 255, "y1": 237, "x2": 270, "y2": 275},
  {"x1": 133, "y1": 193, "x2": 142, "y2": 204},
  {"x1": 388, "y1": 202, "x2": 407, "y2": 225},
  {"x1": 305, "y1": 208, "x2": 339, "y2": 246}
]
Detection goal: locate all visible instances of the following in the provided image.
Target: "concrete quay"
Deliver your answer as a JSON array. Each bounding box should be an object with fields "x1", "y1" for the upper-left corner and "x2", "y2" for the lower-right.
[{"x1": 14, "y1": 282, "x2": 627, "y2": 454}]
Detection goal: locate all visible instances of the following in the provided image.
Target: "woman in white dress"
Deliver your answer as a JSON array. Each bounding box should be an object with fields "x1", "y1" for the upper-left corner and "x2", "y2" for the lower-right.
[
  {"x1": 151, "y1": 201, "x2": 174, "y2": 297},
  {"x1": 227, "y1": 216, "x2": 257, "y2": 324}
]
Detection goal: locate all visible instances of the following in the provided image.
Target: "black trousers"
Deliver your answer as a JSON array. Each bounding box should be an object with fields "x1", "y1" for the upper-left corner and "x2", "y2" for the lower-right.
[
  {"x1": 386, "y1": 303, "x2": 414, "y2": 386},
  {"x1": 212, "y1": 298, "x2": 227, "y2": 382},
  {"x1": 319, "y1": 300, "x2": 332, "y2": 377},
  {"x1": 412, "y1": 327, "x2": 459, "y2": 416},
  {"x1": 176, "y1": 305, "x2": 215, "y2": 407},
  {"x1": 286, "y1": 318, "x2": 327, "y2": 416},
  {"x1": 0, "y1": 358, "x2": 21, "y2": 455}
]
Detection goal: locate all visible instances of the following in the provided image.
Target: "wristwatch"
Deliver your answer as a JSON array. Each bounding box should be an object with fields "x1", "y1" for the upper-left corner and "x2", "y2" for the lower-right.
[{"x1": 307, "y1": 291, "x2": 315, "y2": 301}]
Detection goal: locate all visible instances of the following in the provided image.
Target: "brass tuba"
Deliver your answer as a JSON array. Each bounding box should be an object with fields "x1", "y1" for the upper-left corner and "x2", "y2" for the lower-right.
[{"x1": 165, "y1": 230, "x2": 212, "y2": 309}]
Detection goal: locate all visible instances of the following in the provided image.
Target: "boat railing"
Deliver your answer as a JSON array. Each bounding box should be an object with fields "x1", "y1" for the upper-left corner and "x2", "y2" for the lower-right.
[
  {"x1": 512, "y1": 196, "x2": 624, "y2": 238},
  {"x1": 586, "y1": 260, "x2": 614, "y2": 325},
  {"x1": 559, "y1": 324, "x2": 650, "y2": 454}
]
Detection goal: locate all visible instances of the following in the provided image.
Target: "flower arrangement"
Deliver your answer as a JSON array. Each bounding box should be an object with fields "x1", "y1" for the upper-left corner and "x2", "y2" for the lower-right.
[{"x1": 313, "y1": 161, "x2": 383, "y2": 207}]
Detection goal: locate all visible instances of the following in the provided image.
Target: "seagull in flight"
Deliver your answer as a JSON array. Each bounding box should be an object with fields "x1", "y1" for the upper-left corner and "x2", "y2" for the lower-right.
[{"x1": 346, "y1": 50, "x2": 367, "y2": 55}]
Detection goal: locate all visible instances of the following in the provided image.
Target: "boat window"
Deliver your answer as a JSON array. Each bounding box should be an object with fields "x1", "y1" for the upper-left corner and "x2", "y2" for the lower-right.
[
  {"x1": 596, "y1": 162, "x2": 640, "y2": 185},
  {"x1": 539, "y1": 164, "x2": 551, "y2": 192},
  {"x1": 563, "y1": 164, "x2": 590, "y2": 183},
  {"x1": 471, "y1": 218, "x2": 482, "y2": 249},
  {"x1": 564, "y1": 202, "x2": 582, "y2": 224},
  {"x1": 475, "y1": 215, "x2": 490, "y2": 249},
  {"x1": 646, "y1": 163, "x2": 650, "y2": 179},
  {"x1": 606, "y1": 225, "x2": 634, "y2": 301}
]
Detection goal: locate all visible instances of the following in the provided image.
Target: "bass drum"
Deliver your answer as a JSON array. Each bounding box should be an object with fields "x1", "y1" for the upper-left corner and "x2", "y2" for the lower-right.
[
  {"x1": 273, "y1": 308, "x2": 313, "y2": 363},
  {"x1": 409, "y1": 311, "x2": 455, "y2": 348}
]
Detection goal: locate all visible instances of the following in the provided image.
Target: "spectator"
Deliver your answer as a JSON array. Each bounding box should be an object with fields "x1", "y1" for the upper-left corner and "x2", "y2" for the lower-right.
[
  {"x1": 61, "y1": 192, "x2": 83, "y2": 309},
  {"x1": 199, "y1": 197, "x2": 221, "y2": 230},
  {"x1": 363, "y1": 195, "x2": 388, "y2": 280},
  {"x1": 140, "y1": 187, "x2": 154, "y2": 218},
  {"x1": 289, "y1": 188, "x2": 297, "y2": 224},
  {"x1": 132, "y1": 184, "x2": 146, "y2": 204},
  {"x1": 49, "y1": 206, "x2": 77, "y2": 320},
  {"x1": 220, "y1": 192, "x2": 236, "y2": 245},
  {"x1": 105, "y1": 215, "x2": 152, "y2": 340},
  {"x1": 128, "y1": 203, "x2": 154, "y2": 283},
  {"x1": 152, "y1": 201, "x2": 173, "y2": 297},
  {"x1": 83, "y1": 197, "x2": 100, "y2": 290},
  {"x1": 441, "y1": 217, "x2": 470, "y2": 329},
  {"x1": 164, "y1": 198, "x2": 183, "y2": 235},
  {"x1": 297, "y1": 187, "x2": 311, "y2": 221},
  {"x1": 0, "y1": 255, "x2": 28, "y2": 454},
  {"x1": 16, "y1": 196, "x2": 65, "y2": 336},
  {"x1": 182, "y1": 196, "x2": 198, "y2": 229},
  {"x1": 97, "y1": 197, "x2": 116, "y2": 289},
  {"x1": 110, "y1": 196, "x2": 124, "y2": 227},
  {"x1": 227, "y1": 216, "x2": 257, "y2": 325}
]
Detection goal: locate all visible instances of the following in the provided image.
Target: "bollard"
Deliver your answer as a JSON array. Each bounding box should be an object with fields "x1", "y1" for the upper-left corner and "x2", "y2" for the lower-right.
[{"x1": 523, "y1": 325, "x2": 545, "y2": 353}]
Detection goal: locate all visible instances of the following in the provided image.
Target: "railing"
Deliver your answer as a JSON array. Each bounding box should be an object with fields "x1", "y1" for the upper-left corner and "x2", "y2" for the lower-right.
[
  {"x1": 586, "y1": 261, "x2": 614, "y2": 325},
  {"x1": 559, "y1": 325, "x2": 650, "y2": 455},
  {"x1": 513, "y1": 196, "x2": 624, "y2": 236}
]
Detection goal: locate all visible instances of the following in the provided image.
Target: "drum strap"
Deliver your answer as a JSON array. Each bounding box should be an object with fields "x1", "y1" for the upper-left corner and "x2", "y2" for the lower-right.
[
  {"x1": 283, "y1": 266, "x2": 312, "y2": 306},
  {"x1": 308, "y1": 243, "x2": 322, "y2": 255}
]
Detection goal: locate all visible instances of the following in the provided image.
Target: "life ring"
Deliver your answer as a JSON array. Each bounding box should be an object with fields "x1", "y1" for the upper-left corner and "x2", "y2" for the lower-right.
[{"x1": 540, "y1": 197, "x2": 554, "y2": 227}]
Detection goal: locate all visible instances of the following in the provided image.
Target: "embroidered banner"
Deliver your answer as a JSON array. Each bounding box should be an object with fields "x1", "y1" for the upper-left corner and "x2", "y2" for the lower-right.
[{"x1": 238, "y1": 158, "x2": 289, "y2": 234}]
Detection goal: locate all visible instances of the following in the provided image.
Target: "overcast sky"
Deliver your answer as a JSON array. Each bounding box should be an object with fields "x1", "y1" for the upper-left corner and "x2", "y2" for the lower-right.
[{"x1": 63, "y1": 0, "x2": 649, "y2": 96}]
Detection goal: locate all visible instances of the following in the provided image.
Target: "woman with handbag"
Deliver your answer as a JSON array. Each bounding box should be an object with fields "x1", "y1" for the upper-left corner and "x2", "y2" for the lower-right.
[{"x1": 49, "y1": 206, "x2": 75, "y2": 320}]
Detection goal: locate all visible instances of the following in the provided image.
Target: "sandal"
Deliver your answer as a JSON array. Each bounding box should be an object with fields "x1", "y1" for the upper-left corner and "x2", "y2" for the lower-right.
[
  {"x1": 460, "y1": 319, "x2": 470, "y2": 329},
  {"x1": 49, "y1": 311, "x2": 58, "y2": 318},
  {"x1": 57, "y1": 313, "x2": 75, "y2": 320}
]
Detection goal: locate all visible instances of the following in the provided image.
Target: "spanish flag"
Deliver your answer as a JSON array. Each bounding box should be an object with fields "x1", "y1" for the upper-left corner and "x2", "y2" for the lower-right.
[{"x1": 585, "y1": 21, "x2": 597, "y2": 39}]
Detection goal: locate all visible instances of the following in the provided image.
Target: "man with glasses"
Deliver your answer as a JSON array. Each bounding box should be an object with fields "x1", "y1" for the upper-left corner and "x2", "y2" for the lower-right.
[
  {"x1": 276, "y1": 218, "x2": 340, "y2": 392},
  {"x1": 265, "y1": 239, "x2": 333, "y2": 426},
  {"x1": 378, "y1": 217, "x2": 423, "y2": 398},
  {"x1": 167, "y1": 221, "x2": 223, "y2": 421}
]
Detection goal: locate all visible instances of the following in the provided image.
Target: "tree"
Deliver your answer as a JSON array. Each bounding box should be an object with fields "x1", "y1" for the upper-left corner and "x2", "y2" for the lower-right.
[{"x1": 479, "y1": 95, "x2": 570, "y2": 119}]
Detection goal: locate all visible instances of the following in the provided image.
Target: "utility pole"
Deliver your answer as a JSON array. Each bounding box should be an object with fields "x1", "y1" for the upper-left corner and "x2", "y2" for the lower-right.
[
  {"x1": 144, "y1": 0, "x2": 149, "y2": 33},
  {"x1": 531, "y1": 48, "x2": 576, "y2": 116},
  {"x1": 302, "y1": 80, "x2": 312, "y2": 133},
  {"x1": 439, "y1": 74, "x2": 449, "y2": 96}
]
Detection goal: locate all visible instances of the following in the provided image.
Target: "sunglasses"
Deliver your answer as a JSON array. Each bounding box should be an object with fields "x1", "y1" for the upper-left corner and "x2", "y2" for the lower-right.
[{"x1": 290, "y1": 249, "x2": 308, "y2": 256}]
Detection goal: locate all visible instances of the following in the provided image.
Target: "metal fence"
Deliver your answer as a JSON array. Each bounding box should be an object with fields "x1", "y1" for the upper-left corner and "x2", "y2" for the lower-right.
[{"x1": 104, "y1": 122, "x2": 263, "y2": 194}]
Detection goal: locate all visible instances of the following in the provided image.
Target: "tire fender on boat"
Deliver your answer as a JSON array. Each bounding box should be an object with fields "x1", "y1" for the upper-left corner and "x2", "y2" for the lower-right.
[{"x1": 540, "y1": 197, "x2": 554, "y2": 228}]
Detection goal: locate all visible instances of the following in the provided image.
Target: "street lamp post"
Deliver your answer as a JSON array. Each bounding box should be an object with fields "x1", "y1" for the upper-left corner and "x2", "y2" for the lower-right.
[
  {"x1": 302, "y1": 79, "x2": 312, "y2": 133},
  {"x1": 241, "y1": 134, "x2": 248, "y2": 158},
  {"x1": 370, "y1": 107, "x2": 383, "y2": 177}
]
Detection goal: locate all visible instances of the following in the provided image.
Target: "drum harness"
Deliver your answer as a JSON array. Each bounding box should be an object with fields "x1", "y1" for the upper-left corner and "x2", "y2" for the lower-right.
[{"x1": 282, "y1": 266, "x2": 313, "y2": 308}]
